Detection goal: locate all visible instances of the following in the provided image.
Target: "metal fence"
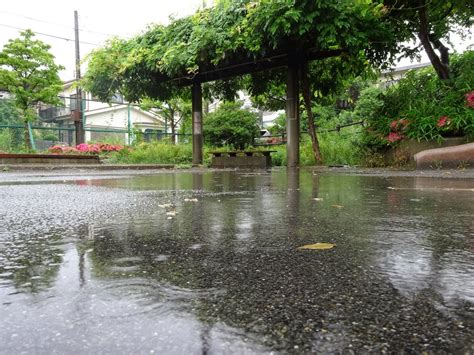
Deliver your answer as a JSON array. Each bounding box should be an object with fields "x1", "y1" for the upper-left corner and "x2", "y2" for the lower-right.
[
  {"x1": 0, "y1": 122, "x2": 191, "y2": 151},
  {"x1": 0, "y1": 97, "x2": 191, "y2": 152}
]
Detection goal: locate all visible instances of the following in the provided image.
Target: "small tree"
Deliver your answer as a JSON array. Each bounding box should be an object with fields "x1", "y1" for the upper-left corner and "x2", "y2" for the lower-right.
[
  {"x1": 204, "y1": 102, "x2": 259, "y2": 149},
  {"x1": 0, "y1": 30, "x2": 64, "y2": 149},
  {"x1": 140, "y1": 96, "x2": 191, "y2": 144}
]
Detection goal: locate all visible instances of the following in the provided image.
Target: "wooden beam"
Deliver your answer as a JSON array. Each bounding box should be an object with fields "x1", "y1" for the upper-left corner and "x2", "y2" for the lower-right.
[{"x1": 154, "y1": 49, "x2": 345, "y2": 86}]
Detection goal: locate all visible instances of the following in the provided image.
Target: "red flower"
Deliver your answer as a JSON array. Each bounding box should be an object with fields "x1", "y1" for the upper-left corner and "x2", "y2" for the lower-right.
[
  {"x1": 387, "y1": 132, "x2": 402, "y2": 143},
  {"x1": 390, "y1": 120, "x2": 398, "y2": 130},
  {"x1": 466, "y1": 91, "x2": 474, "y2": 108},
  {"x1": 437, "y1": 116, "x2": 449, "y2": 127}
]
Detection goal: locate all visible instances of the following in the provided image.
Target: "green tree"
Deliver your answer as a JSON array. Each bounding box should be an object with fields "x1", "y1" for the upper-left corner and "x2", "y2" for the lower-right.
[
  {"x1": 204, "y1": 101, "x2": 259, "y2": 149},
  {"x1": 383, "y1": 0, "x2": 474, "y2": 80},
  {"x1": 0, "y1": 30, "x2": 64, "y2": 149},
  {"x1": 140, "y1": 96, "x2": 191, "y2": 144}
]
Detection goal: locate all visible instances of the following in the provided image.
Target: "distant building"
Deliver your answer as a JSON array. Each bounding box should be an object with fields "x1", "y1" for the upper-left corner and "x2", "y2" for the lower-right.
[
  {"x1": 38, "y1": 79, "x2": 166, "y2": 145},
  {"x1": 380, "y1": 62, "x2": 431, "y2": 87}
]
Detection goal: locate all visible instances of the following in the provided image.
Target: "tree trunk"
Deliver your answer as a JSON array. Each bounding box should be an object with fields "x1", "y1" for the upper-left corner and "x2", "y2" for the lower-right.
[
  {"x1": 169, "y1": 107, "x2": 176, "y2": 144},
  {"x1": 300, "y1": 63, "x2": 323, "y2": 163},
  {"x1": 417, "y1": 1, "x2": 450, "y2": 80},
  {"x1": 23, "y1": 120, "x2": 32, "y2": 150},
  {"x1": 170, "y1": 121, "x2": 176, "y2": 144},
  {"x1": 430, "y1": 36, "x2": 449, "y2": 67}
]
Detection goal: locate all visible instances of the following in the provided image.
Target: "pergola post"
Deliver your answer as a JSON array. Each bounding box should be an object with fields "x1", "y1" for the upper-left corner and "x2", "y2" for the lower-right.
[
  {"x1": 286, "y1": 63, "x2": 300, "y2": 168},
  {"x1": 192, "y1": 82, "x2": 203, "y2": 164}
]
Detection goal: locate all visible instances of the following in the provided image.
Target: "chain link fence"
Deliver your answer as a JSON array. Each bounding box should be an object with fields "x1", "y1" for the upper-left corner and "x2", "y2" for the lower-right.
[{"x1": 0, "y1": 97, "x2": 191, "y2": 152}]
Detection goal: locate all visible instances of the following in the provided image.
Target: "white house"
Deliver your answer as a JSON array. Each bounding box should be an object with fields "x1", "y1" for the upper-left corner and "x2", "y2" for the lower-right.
[
  {"x1": 39, "y1": 79, "x2": 166, "y2": 145},
  {"x1": 380, "y1": 62, "x2": 431, "y2": 87}
]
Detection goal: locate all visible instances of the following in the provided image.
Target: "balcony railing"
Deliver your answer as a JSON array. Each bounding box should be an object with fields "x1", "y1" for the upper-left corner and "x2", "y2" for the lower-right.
[{"x1": 38, "y1": 106, "x2": 71, "y2": 120}]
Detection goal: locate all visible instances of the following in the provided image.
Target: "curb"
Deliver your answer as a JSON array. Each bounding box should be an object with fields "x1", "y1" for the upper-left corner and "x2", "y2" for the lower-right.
[{"x1": 0, "y1": 164, "x2": 202, "y2": 171}]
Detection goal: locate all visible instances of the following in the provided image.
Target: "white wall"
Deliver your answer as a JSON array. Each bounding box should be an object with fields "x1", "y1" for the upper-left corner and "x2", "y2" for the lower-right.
[{"x1": 84, "y1": 106, "x2": 163, "y2": 143}]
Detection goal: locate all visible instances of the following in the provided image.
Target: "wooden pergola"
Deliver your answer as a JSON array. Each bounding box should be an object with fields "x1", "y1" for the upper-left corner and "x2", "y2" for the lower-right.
[{"x1": 156, "y1": 48, "x2": 344, "y2": 167}]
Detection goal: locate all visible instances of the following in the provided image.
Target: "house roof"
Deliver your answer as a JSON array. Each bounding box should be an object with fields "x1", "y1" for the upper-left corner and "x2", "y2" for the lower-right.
[
  {"x1": 62, "y1": 79, "x2": 77, "y2": 90},
  {"x1": 381, "y1": 62, "x2": 431, "y2": 75},
  {"x1": 85, "y1": 104, "x2": 165, "y2": 125}
]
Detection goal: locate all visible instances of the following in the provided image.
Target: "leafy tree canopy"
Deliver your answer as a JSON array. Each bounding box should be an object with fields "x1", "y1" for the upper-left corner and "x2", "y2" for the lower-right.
[
  {"x1": 82, "y1": 0, "x2": 404, "y2": 103},
  {"x1": 0, "y1": 30, "x2": 64, "y2": 117},
  {"x1": 383, "y1": 0, "x2": 474, "y2": 79},
  {"x1": 0, "y1": 30, "x2": 64, "y2": 148}
]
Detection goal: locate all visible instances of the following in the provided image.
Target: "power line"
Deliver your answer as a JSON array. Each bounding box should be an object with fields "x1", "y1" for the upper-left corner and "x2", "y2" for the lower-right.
[
  {"x1": 0, "y1": 10, "x2": 114, "y2": 37},
  {"x1": 0, "y1": 23, "x2": 101, "y2": 46}
]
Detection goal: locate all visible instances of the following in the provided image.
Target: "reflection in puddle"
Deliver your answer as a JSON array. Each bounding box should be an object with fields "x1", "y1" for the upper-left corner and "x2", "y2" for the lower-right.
[{"x1": 0, "y1": 171, "x2": 473, "y2": 353}]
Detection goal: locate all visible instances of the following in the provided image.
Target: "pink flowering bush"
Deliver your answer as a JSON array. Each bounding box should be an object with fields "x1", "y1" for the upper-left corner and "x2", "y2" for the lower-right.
[
  {"x1": 360, "y1": 51, "x2": 473, "y2": 149},
  {"x1": 48, "y1": 143, "x2": 126, "y2": 155},
  {"x1": 385, "y1": 118, "x2": 409, "y2": 144},
  {"x1": 387, "y1": 132, "x2": 402, "y2": 143},
  {"x1": 76, "y1": 143, "x2": 124, "y2": 153}
]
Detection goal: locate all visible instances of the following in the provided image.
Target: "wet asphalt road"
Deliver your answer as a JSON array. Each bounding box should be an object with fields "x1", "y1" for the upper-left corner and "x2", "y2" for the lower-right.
[{"x1": 0, "y1": 168, "x2": 473, "y2": 354}]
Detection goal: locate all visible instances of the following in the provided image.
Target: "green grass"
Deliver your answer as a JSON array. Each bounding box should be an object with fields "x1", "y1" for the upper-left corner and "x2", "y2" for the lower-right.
[
  {"x1": 107, "y1": 130, "x2": 364, "y2": 167},
  {"x1": 0, "y1": 129, "x2": 13, "y2": 152},
  {"x1": 108, "y1": 142, "x2": 193, "y2": 165},
  {"x1": 318, "y1": 129, "x2": 363, "y2": 166},
  {"x1": 272, "y1": 129, "x2": 363, "y2": 166}
]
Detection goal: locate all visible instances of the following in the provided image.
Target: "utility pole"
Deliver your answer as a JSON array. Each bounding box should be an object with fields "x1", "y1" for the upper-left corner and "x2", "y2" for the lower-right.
[{"x1": 74, "y1": 10, "x2": 85, "y2": 144}]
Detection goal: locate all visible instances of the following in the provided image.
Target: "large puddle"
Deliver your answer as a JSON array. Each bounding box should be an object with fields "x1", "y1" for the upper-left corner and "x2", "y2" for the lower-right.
[{"x1": 0, "y1": 169, "x2": 473, "y2": 353}]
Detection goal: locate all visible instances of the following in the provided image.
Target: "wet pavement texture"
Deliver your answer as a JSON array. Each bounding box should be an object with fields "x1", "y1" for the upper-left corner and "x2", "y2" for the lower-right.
[{"x1": 0, "y1": 168, "x2": 473, "y2": 354}]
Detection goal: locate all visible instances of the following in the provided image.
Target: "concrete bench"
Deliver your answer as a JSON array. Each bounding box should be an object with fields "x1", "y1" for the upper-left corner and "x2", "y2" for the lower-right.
[{"x1": 209, "y1": 150, "x2": 276, "y2": 168}]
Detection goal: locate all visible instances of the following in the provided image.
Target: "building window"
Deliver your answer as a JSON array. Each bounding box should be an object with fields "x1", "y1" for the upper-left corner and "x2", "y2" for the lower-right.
[{"x1": 70, "y1": 93, "x2": 77, "y2": 111}]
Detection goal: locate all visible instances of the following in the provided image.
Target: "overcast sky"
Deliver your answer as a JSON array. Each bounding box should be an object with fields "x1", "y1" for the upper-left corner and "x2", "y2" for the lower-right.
[
  {"x1": 0, "y1": 0, "x2": 206, "y2": 79},
  {"x1": 0, "y1": 0, "x2": 472, "y2": 80}
]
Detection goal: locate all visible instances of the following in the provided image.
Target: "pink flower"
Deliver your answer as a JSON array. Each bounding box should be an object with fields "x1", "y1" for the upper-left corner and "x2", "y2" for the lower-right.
[
  {"x1": 437, "y1": 116, "x2": 449, "y2": 127},
  {"x1": 76, "y1": 143, "x2": 89, "y2": 152},
  {"x1": 390, "y1": 120, "x2": 399, "y2": 130},
  {"x1": 466, "y1": 91, "x2": 474, "y2": 108},
  {"x1": 387, "y1": 132, "x2": 403, "y2": 143}
]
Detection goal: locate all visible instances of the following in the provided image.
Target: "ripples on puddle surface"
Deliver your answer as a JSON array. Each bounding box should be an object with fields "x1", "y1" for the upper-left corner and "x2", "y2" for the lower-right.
[{"x1": 0, "y1": 170, "x2": 473, "y2": 353}]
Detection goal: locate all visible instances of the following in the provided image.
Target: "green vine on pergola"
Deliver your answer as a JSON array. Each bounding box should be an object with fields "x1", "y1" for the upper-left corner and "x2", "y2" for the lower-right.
[{"x1": 83, "y1": 0, "x2": 402, "y2": 101}]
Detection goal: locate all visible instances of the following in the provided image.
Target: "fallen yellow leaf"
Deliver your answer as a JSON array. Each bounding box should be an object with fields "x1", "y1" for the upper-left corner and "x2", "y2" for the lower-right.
[
  {"x1": 331, "y1": 204, "x2": 344, "y2": 209},
  {"x1": 297, "y1": 243, "x2": 336, "y2": 250}
]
